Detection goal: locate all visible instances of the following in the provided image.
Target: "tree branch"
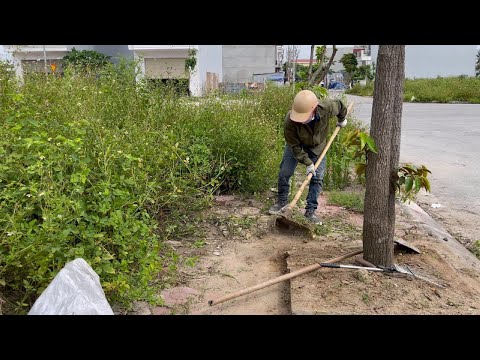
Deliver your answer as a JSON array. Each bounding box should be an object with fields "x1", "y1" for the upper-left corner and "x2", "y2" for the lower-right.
[
  {"x1": 307, "y1": 45, "x2": 315, "y2": 80},
  {"x1": 309, "y1": 45, "x2": 336, "y2": 85}
]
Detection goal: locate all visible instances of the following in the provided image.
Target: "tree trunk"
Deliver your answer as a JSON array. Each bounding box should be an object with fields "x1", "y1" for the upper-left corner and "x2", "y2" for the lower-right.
[
  {"x1": 309, "y1": 45, "x2": 336, "y2": 85},
  {"x1": 363, "y1": 45, "x2": 405, "y2": 267},
  {"x1": 307, "y1": 45, "x2": 315, "y2": 81}
]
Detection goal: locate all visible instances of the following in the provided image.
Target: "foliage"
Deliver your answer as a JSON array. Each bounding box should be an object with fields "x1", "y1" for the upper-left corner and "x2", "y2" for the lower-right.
[
  {"x1": 342, "y1": 129, "x2": 378, "y2": 185},
  {"x1": 340, "y1": 53, "x2": 358, "y2": 76},
  {"x1": 327, "y1": 190, "x2": 364, "y2": 212},
  {"x1": 316, "y1": 46, "x2": 326, "y2": 62},
  {"x1": 473, "y1": 240, "x2": 480, "y2": 259},
  {"x1": 63, "y1": 48, "x2": 111, "y2": 72},
  {"x1": 342, "y1": 127, "x2": 432, "y2": 203},
  {"x1": 323, "y1": 109, "x2": 370, "y2": 190},
  {"x1": 354, "y1": 65, "x2": 374, "y2": 81},
  {"x1": 347, "y1": 76, "x2": 480, "y2": 104},
  {"x1": 294, "y1": 81, "x2": 328, "y2": 99},
  {"x1": 185, "y1": 48, "x2": 197, "y2": 73},
  {"x1": 393, "y1": 164, "x2": 431, "y2": 202}
]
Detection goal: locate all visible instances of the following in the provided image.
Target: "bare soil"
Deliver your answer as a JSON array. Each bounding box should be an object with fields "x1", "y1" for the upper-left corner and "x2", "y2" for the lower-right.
[{"x1": 150, "y1": 192, "x2": 480, "y2": 315}]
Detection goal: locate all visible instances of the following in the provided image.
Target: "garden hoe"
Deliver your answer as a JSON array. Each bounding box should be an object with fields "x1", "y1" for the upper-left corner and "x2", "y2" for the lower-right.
[
  {"x1": 274, "y1": 103, "x2": 354, "y2": 238},
  {"x1": 319, "y1": 262, "x2": 446, "y2": 288}
]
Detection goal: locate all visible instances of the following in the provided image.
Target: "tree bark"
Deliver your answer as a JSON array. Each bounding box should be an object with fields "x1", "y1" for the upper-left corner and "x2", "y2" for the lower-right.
[
  {"x1": 308, "y1": 45, "x2": 336, "y2": 85},
  {"x1": 307, "y1": 45, "x2": 315, "y2": 80},
  {"x1": 363, "y1": 45, "x2": 405, "y2": 267}
]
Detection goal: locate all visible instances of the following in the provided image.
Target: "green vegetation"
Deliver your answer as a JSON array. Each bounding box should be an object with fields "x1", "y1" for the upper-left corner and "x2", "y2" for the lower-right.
[
  {"x1": 0, "y1": 59, "x2": 368, "y2": 313},
  {"x1": 327, "y1": 191, "x2": 365, "y2": 212},
  {"x1": 347, "y1": 76, "x2": 480, "y2": 104}
]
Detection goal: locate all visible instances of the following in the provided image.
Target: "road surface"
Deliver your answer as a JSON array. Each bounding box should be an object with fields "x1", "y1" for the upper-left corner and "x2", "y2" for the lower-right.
[{"x1": 346, "y1": 94, "x2": 480, "y2": 246}]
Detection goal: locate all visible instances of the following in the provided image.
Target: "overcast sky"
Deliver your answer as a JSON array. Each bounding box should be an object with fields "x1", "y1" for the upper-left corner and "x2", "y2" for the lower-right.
[
  {"x1": 295, "y1": 45, "x2": 354, "y2": 59},
  {"x1": 295, "y1": 45, "x2": 480, "y2": 58}
]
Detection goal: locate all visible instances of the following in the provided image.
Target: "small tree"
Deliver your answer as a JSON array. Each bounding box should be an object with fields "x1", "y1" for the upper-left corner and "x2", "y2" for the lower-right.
[
  {"x1": 340, "y1": 53, "x2": 358, "y2": 87},
  {"x1": 308, "y1": 45, "x2": 337, "y2": 85},
  {"x1": 63, "y1": 48, "x2": 111, "y2": 73}
]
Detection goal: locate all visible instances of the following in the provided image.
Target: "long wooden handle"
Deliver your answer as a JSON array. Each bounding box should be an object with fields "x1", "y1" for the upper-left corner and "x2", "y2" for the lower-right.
[
  {"x1": 208, "y1": 248, "x2": 362, "y2": 306},
  {"x1": 287, "y1": 102, "x2": 354, "y2": 210}
]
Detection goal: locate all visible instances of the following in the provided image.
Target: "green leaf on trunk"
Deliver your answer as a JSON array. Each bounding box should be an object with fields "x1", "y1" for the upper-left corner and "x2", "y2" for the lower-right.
[
  {"x1": 415, "y1": 177, "x2": 421, "y2": 191},
  {"x1": 405, "y1": 176, "x2": 413, "y2": 192}
]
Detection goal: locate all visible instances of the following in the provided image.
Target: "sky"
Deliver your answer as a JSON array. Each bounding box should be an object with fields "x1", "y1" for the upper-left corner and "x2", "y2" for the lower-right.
[
  {"x1": 296, "y1": 45, "x2": 480, "y2": 59},
  {"x1": 295, "y1": 45, "x2": 354, "y2": 59}
]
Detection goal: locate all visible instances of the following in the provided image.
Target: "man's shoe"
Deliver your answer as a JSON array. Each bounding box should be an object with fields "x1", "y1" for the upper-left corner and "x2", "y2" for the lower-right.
[
  {"x1": 268, "y1": 202, "x2": 287, "y2": 215},
  {"x1": 304, "y1": 211, "x2": 322, "y2": 225}
]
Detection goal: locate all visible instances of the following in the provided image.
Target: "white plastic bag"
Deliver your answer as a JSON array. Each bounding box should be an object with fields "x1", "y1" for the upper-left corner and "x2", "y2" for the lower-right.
[{"x1": 28, "y1": 258, "x2": 114, "y2": 315}]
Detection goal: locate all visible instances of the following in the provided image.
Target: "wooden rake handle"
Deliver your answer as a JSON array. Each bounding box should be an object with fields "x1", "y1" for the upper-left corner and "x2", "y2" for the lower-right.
[
  {"x1": 286, "y1": 102, "x2": 354, "y2": 211},
  {"x1": 208, "y1": 248, "x2": 362, "y2": 306}
]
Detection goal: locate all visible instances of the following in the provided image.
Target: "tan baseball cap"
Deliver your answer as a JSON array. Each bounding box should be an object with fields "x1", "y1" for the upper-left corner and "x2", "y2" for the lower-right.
[{"x1": 290, "y1": 90, "x2": 319, "y2": 122}]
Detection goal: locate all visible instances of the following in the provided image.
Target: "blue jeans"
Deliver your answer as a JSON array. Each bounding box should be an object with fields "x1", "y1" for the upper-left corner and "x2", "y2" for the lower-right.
[{"x1": 277, "y1": 145, "x2": 327, "y2": 212}]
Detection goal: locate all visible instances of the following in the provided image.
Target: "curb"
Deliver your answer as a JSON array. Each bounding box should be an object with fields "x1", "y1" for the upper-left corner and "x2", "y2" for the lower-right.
[{"x1": 399, "y1": 200, "x2": 480, "y2": 269}]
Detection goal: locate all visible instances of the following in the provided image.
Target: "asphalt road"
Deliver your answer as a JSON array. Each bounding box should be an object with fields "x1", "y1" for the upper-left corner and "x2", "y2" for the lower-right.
[{"x1": 346, "y1": 94, "x2": 480, "y2": 216}]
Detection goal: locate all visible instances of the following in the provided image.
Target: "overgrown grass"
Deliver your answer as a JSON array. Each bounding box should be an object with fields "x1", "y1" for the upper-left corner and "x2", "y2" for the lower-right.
[
  {"x1": 0, "y1": 60, "x2": 364, "y2": 313},
  {"x1": 347, "y1": 76, "x2": 480, "y2": 104},
  {"x1": 327, "y1": 190, "x2": 365, "y2": 212}
]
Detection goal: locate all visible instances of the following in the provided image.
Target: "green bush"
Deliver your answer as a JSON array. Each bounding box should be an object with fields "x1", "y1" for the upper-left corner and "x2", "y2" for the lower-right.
[{"x1": 63, "y1": 48, "x2": 111, "y2": 73}]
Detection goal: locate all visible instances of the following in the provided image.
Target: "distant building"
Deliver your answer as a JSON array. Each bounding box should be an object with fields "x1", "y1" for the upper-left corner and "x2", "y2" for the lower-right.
[{"x1": 0, "y1": 45, "x2": 282, "y2": 96}]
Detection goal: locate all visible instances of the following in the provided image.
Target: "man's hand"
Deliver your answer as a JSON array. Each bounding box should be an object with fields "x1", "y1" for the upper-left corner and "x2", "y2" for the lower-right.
[
  {"x1": 337, "y1": 118, "x2": 348, "y2": 128},
  {"x1": 306, "y1": 164, "x2": 316, "y2": 177}
]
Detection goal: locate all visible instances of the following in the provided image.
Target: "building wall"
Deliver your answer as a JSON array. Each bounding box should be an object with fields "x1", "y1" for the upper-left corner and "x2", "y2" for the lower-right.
[
  {"x1": 0, "y1": 45, "x2": 13, "y2": 61},
  {"x1": 222, "y1": 45, "x2": 276, "y2": 83},
  {"x1": 370, "y1": 45, "x2": 477, "y2": 78},
  {"x1": 197, "y1": 45, "x2": 222, "y2": 94}
]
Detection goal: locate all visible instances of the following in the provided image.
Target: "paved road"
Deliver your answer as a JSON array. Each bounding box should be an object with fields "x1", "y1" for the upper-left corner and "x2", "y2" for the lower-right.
[{"x1": 346, "y1": 94, "x2": 480, "y2": 217}]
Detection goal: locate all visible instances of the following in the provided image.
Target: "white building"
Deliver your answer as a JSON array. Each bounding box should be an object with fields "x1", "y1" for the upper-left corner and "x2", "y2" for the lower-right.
[
  {"x1": 129, "y1": 45, "x2": 280, "y2": 96},
  {"x1": 1, "y1": 45, "x2": 281, "y2": 96},
  {"x1": 0, "y1": 45, "x2": 70, "y2": 79}
]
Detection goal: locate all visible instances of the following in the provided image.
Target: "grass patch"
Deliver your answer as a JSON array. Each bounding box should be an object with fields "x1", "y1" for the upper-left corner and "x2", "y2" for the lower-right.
[
  {"x1": 347, "y1": 76, "x2": 480, "y2": 104},
  {"x1": 473, "y1": 240, "x2": 480, "y2": 259},
  {"x1": 362, "y1": 292, "x2": 370, "y2": 304},
  {"x1": 327, "y1": 190, "x2": 365, "y2": 212}
]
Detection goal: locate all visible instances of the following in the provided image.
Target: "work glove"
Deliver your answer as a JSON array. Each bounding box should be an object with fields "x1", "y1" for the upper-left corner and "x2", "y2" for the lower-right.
[
  {"x1": 337, "y1": 118, "x2": 348, "y2": 128},
  {"x1": 306, "y1": 164, "x2": 316, "y2": 177}
]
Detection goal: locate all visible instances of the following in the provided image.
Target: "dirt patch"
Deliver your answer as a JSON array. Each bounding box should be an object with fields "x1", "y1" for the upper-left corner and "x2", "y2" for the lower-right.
[{"x1": 153, "y1": 193, "x2": 480, "y2": 315}]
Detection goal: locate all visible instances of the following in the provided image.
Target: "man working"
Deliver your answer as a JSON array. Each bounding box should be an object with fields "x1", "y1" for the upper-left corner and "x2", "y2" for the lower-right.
[{"x1": 268, "y1": 90, "x2": 348, "y2": 224}]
